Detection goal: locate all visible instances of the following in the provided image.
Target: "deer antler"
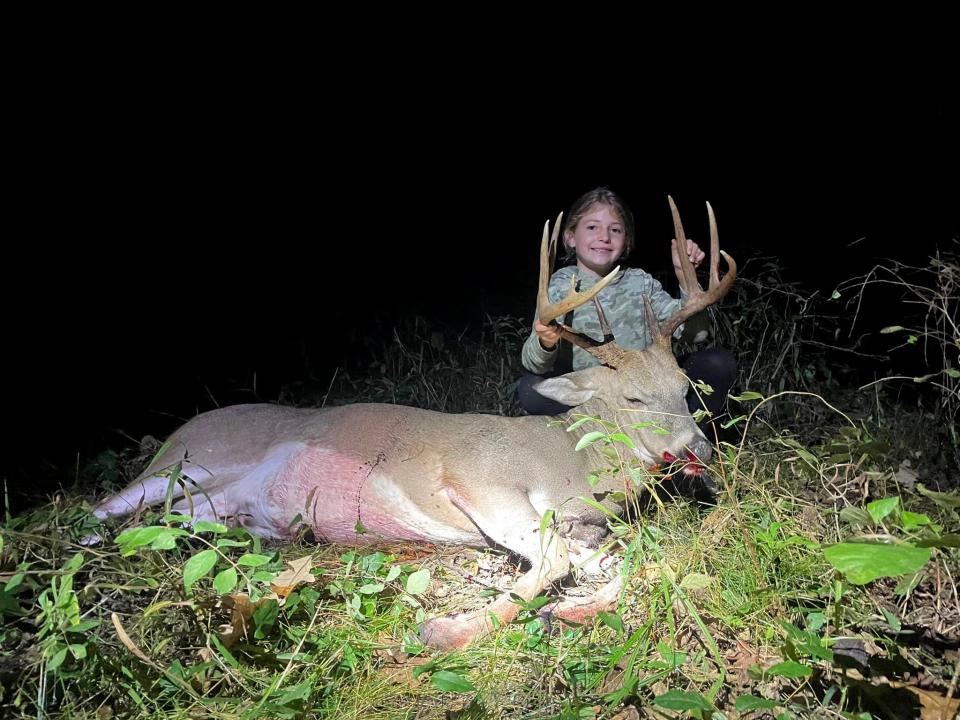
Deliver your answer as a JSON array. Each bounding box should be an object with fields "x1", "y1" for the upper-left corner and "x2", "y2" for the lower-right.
[
  {"x1": 537, "y1": 214, "x2": 627, "y2": 366},
  {"x1": 657, "y1": 197, "x2": 737, "y2": 340}
]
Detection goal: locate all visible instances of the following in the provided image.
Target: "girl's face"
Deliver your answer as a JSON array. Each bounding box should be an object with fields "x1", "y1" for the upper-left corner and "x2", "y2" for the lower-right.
[{"x1": 564, "y1": 203, "x2": 626, "y2": 277}]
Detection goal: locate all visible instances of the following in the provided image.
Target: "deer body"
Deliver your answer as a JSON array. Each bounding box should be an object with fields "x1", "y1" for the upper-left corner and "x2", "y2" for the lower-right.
[
  {"x1": 95, "y1": 401, "x2": 631, "y2": 545},
  {"x1": 94, "y1": 199, "x2": 735, "y2": 649}
]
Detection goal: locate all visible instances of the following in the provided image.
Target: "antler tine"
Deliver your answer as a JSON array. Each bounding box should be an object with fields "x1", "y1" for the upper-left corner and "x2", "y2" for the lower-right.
[
  {"x1": 668, "y1": 196, "x2": 699, "y2": 302},
  {"x1": 706, "y1": 201, "x2": 723, "y2": 287},
  {"x1": 537, "y1": 213, "x2": 562, "y2": 322},
  {"x1": 658, "y1": 198, "x2": 737, "y2": 340},
  {"x1": 538, "y1": 214, "x2": 620, "y2": 325},
  {"x1": 592, "y1": 296, "x2": 615, "y2": 343}
]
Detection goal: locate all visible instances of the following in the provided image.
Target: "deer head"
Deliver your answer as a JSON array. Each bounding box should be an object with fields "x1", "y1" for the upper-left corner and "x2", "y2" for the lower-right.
[{"x1": 533, "y1": 196, "x2": 737, "y2": 473}]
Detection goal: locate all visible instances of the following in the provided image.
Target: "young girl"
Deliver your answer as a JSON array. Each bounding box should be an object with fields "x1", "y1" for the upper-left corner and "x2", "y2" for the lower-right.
[{"x1": 518, "y1": 187, "x2": 736, "y2": 420}]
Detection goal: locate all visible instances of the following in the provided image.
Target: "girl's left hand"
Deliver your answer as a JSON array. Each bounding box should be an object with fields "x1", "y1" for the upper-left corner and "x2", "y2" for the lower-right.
[{"x1": 671, "y1": 237, "x2": 705, "y2": 275}]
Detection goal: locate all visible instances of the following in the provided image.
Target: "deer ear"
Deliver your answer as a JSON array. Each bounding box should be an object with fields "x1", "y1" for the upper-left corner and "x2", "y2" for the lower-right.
[{"x1": 534, "y1": 372, "x2": 598, "y2": 406}]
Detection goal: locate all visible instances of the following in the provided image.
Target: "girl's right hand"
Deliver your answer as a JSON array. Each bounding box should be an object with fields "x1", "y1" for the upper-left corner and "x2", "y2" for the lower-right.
[{"x1": 534, "y1": 319, "x2": 562, "y2": 350}]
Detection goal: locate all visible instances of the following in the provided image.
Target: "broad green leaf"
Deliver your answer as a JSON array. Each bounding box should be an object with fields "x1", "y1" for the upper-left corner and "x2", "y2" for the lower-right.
[
  {"x1": 116, "y1": 526, "x2": 166, "y2": 550},
  {"x1": 806, "y1": 612, "x2": 827, "y2": 631},
  {"x1": 213, "y1": 567, "x2": 238, "y2": 594},
  {"x1": 236, "y1": 553, "x2": 272, "y2": 567},
  {"x1": 657, "y1": 640, "x2": 688, "y2": 666},
  {"x1": 720, "y1": 414, "x2": 748, "y2": 429},
  {"x1": 252, "y1": 600, "x2": 279, "y2": 639},
  {"x1": 358, "y1": 582, "x2": 385, "y2": 594},
  {"x1": 729, "y1": 391, "x2": 764, "y2": 401},
  {"x1": 64, "y1": 620, "x2": 100, "y2": 634},
  {"x1": 216, "y1": 539, "x2": 250, "y2": 548},
  {"x1": 766, "y1": 660, "x2": 812, "y2": 678},
  {"x1": 823, "y1": 542, "x2": 932, "y2": 584},
  {"x1": 430, "y1": 670, "x2": 476, "y2": 693},
  {"x1": 4, "y1": 572, "x2": 25, "y2": 592},
  {"x1": 881, "y1": 607, "x2": 902, "y2": 632},
  {"x1": 653, "y1": 689, "x2": 712, "y2": 711},
  {"x1": 735, "y1": 695, "x2": 780, "y2": 711},
  {"x1": 607, "y1": 432, "x2": 635, "y2": 449},
  {"x1": 163, "y1": 513, "x2": 193, "y2": 524},
  {"x1": 151, "y1": 529, "x2": 187, "y2": 551},
  {"x1": 899, "y1": 511, "x2": 930, "y2": 530},
  {"x1": 575, "y1": 431, "x2": 607, "y2": 451},
  {"x1": 513, "y1": 594, "x2": 551, "y2": 611},
  {"x1": 839, "y1": 506, "x2": 873, "y2": 527},
  {"x1": 277, "y1": 680, "x2": 313, "y2": 705},
  {"x1": 385, "y1": 565, "x2": 401, "y2": 583},
  {"x1": 596, "y1": 611, "x2": 624, "y2": 633},
  {"x1": 780, "y1": 437, "x2": 817, "y2": 464},
  {"x1": 47, "y1": 647, "x2": 69, "y2": 671},
  {"x1": 565, "y1": 416, "x2": 595, "y2": 432},
  {"x1": 405, "y1": 569, "x2": 430, "y2": 596},
  {"x1": 183, "y1": 549, "x2": 218, "y2": 593},
  {"x1": 866, "y1": 497, "x2": 899, "y2": 525},
  {"x1": 192, "y1": 520, "x2": 229, "y2": 534},
  {"x1": 679, "y1": 573, "x2": 713, "y2": 591}
]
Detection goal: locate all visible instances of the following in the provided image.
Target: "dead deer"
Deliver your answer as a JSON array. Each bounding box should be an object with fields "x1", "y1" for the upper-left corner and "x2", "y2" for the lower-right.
[{"x1": 94, "y1": 198, "x2": 736, "y2": 650}]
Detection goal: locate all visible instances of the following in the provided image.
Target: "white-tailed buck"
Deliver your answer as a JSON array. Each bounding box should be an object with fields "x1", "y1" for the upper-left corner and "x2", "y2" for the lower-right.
[{"x1": 95, "y1": 198, "x2": 736, "y2": 649}]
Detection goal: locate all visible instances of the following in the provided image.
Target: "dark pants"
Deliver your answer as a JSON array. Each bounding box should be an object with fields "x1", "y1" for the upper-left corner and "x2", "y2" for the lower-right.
[{"x1": 517, "y1": 348, "x2": 737, "y2": 422}]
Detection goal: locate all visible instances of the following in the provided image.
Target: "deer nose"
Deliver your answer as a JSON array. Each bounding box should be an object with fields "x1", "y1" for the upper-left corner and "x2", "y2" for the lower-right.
[{"x1": 687, "y1": 439, "x2": 712, "y2": 465}]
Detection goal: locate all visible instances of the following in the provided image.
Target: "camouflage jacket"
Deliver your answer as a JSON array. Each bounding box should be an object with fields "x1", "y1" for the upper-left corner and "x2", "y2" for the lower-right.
[{"x1": 521, "y1": 265, "x2": 686, "y2": 374}]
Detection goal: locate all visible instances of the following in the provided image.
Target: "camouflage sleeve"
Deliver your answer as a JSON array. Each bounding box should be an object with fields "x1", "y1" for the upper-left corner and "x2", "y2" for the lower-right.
[
  {"x1": 634, "y1": 271, "x2": 688, "y2": 340},
  {"x1": 521, "y1": 322, "x2": 557, "y2": 374},
  {"x1": 644, "y1": 274, "x2": 683, "y2": 319}
]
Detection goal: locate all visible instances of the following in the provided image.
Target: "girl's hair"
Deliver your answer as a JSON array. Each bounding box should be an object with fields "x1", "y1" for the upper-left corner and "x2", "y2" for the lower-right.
[{"x1": 561, "y1": 187, "x2": 635, "y2": 262}]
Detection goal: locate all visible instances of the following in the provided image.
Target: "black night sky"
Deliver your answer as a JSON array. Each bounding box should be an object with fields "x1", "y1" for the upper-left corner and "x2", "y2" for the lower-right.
[{"x1": 4, "y1": 79, "x2": 957, "y2": 509}]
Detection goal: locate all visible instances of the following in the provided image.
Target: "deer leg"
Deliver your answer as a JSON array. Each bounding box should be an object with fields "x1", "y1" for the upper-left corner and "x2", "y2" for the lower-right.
[
  {"x1": 93, "y1": 465, "x2": 220, "y2": 520},
  {"x1": 419, "y1": 489, "x2": 571, "y2": 650},
  {"x1": 170, "y1": 491, "x2": 228, "y2": 525},
  {"x1": 566, "y1": 539, "x2": 618, "y2": 576},
  {"x1": 539, "y1": 573, "x2": 624, "y2": 626}
]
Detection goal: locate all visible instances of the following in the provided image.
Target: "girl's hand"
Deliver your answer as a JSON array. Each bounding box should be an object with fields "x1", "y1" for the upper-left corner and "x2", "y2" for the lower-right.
[
  {"x1": 671, "y1": 237, "x2": 705, "y2": 291},
  {"x1": 534, "y1": 319, "x2": 562, "y2": 350}
]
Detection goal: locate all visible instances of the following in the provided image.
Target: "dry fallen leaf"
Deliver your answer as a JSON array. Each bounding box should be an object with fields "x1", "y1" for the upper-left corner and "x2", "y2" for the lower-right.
[
  {"x1": 215, "y1": 593, "x2": 270, "y2": 648},
  {"x1": 889, "y1": 681, "x2": 960, "y2": 720},
  {"x1": 111, "y1": 612, "x2": 152, "y2": 664},
  {"x1": 270, "y1": 554, "x2": 317, "y2": 598}
]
